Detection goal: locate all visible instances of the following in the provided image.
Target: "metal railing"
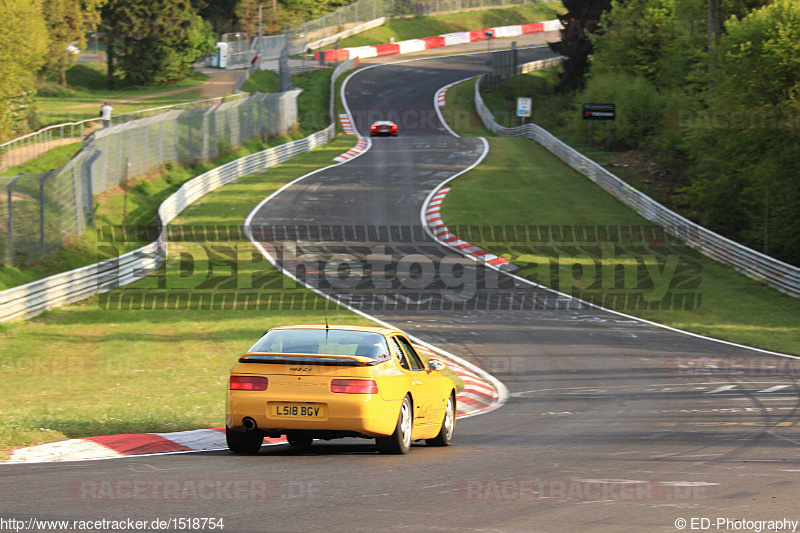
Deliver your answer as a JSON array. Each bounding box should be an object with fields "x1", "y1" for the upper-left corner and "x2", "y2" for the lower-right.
[
  {"x1": 0, "y1": 95, "x2": 246, "y2": 173},
  {"x1": 0, "y1": 58, "x2": 360, "y2": 322},
  {"x1": 473, "y1": 58, "x2": 800, "y2": 298},
  {"x1": 2, "y1": 91, "x2": 300, "y2": 266}
]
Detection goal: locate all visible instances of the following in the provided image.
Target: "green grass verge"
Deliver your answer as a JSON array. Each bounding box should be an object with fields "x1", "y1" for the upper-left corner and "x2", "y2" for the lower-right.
[
  {"x1": 35, "y1": 64, "x2": 210, "y2": 126},
  {"x1": 240, "y1": 70, "x2": 281, "y2": 93},
  {"x1": 441, "y1": 84, "x2": 800, "y2": 355},
  {"x1": 337, "y1": 2, "x2": 565, "y2": 48},
  {"x1": 443, "y1": 77, "x2": 493, "y2": 136}
]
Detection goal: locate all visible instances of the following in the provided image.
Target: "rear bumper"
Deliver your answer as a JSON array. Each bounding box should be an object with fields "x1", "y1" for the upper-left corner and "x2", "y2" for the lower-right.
[{"x1": 227, "y1": 392, "x2": 401, "y2": 437}]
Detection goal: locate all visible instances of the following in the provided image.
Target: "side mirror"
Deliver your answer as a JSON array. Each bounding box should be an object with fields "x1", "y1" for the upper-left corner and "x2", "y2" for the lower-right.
[{"x1": 428, "y1": 359, "x2": 446, "y2": 371}]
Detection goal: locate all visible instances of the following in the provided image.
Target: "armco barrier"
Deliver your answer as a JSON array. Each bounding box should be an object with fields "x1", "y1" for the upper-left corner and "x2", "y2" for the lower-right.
[
  {"x1": 0, "y1": 59, "x2": 360, "y2": 323},
  {"x1": 473, "y1": 58, "x2": 800, "y2": 298}
]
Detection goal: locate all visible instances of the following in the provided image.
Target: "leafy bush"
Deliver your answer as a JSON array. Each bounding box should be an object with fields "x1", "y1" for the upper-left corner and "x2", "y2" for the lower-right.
[{"x1": 575, "y1": 71, "x2": 694, "y2": 151}]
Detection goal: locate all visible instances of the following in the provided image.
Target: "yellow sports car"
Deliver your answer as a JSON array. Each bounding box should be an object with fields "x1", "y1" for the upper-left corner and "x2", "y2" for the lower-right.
[{"x1": 226, "y1": 325, "x2": 457, "y2": 454}]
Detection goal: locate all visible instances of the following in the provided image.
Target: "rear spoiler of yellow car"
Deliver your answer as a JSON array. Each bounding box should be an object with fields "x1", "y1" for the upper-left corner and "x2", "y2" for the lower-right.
[{"x1": 239, "y1": 353, "x2": 391, "y2": 366}]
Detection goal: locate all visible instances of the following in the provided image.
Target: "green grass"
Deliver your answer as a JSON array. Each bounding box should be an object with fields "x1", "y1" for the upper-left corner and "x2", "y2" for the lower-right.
[
  {"x1": 34, "y1": 63, "x2": 209, "y2": 126},
  {"x1": 337, "y1": 2, "x2": 565, "y2": 48},
  {"x1": 443, "y1": 77, "x2": 493, "y2": 136},
  {"x1": 441, "y1": 90, "x2": 800, "y2": 355},
  {"x1": 240, "y1": 70, "x2": 281, "y2": 93},
  {"x1": 296, "y1": 68, "x2": 335, "y2": 133}
]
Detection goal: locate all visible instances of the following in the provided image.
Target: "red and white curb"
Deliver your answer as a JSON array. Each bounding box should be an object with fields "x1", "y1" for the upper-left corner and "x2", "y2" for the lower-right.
[
  {"x1": 435, "y1": 81, "x2": 457, "y2": 107},
  {"x1": 4, "y1": 430, "x2": 287, "y2": 464},
  {"x1": 425, "y1": 187, "x2": 515, "y2": 270},
  {"x1": 5, "y1": 344, "x2": 498, "y2": 463},
  {"x1": 332, "y1": 136, "x2": 367, "y2": 162},
  {"x1": 414, "y1": 346, "x2": 499, "y2": 417},
  {"x1": 315, "y1": 20, "x2": 562, "y2": 61},
  {"x1": 339, "y1": 113, "x2": 356, "y2": 135}
]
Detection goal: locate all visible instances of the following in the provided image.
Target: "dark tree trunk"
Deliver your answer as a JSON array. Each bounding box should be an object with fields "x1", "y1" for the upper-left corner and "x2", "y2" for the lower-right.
[{"x1": 106, "y1": 34, "x2": 115, "y2": 90}]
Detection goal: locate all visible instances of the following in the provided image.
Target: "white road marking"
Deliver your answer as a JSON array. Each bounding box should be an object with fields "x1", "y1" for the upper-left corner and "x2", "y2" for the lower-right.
[
  {"x1": 705, "y1": 385, "x2": 739, "y2": 394},
  {"x1": 758, "y1": 385, "x2": 790, "y2": 393}
]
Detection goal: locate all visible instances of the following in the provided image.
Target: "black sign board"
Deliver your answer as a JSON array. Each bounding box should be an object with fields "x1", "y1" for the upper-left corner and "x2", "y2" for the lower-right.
[{"x1": 582, "y1": 103, "x2": 616, "y2": 120}]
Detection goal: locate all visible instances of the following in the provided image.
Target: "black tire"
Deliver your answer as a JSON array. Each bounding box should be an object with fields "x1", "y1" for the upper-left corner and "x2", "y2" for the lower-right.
[
  {"x1": 287, "y1": 431, "x2": 314, "y2": 448},
  {"x1": 376, "y1": 395, "x2": 413, "y2": 454},
  {"x1": 426, "y1": 393, "x2": 455, "y2": 447},
  {"x1": 226, "y1": 427, "x2": 264, "y2": 454}
]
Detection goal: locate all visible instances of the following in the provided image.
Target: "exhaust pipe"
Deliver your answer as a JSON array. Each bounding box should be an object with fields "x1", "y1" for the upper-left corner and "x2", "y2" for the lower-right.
[{"x1": 242, "y1": 417, "x2": 257, "y2": 431}]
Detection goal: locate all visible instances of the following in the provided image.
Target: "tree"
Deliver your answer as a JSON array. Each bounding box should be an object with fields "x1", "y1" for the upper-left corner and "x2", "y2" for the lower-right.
[
  {"x1": 41, "y1": 0, "x2": 106, "y2": 86},
  {"x1": 282, "y1": 0, "x2": 350, "y2": 24},
  {"x1": 714, "y1": 0, "x2": 800, "y2": 107},
  {"x1": 0, "y1": 0, "x2": 49, "y2": 139},
  {"x1": 590, "y1": 0, "x2": 708, "y2": 93},
  {"x1": 680, "y1": 0, "x2": 800, "y2": 264},
  {"x1": 235, "y1": 0, "x2": 283, "y2": 37},
  {"x1": 103, "y1": 0, "x2": 217, "y2": 87},
  {"x1": 548, "y1": 0, "x2": 612, "y2": 93}
]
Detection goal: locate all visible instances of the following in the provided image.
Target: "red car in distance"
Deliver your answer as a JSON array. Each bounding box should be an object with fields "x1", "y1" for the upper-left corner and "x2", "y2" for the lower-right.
[{"x1": 370, "y1": 121, "x2": 398, "y2": 137}]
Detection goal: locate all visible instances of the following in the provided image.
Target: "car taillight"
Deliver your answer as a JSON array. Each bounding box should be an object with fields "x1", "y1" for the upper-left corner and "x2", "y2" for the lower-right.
[
  {"x1": 230, "y1": 376, "x2": 268, "y2": 391},
  {"x1": 330, "y1": 379, "x2": 378, "y2": 394}
]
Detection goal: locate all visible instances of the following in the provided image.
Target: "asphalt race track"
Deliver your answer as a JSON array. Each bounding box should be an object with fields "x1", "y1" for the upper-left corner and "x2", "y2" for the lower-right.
[{"x1": 4, "y1": 47, "x2": 800, "y2": 533}]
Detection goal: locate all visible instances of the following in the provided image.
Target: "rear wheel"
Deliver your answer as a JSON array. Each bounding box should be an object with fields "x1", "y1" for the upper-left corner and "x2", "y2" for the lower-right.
[
  {"x1": 426, "y1": 393, "x2": 455, "y2": 446},
  {"x1": 376, "y1": 395, "x2": 412, "y2": 454},
  {"x1": 287, "y1": 431, "x2": 314, "y2": 448},
  {"x1": 226, "y1": 427, "x2": 264, "y2": 454}
]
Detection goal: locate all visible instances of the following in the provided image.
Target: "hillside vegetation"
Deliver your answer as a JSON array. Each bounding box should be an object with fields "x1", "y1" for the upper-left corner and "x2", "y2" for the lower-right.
[{"x1": 506, "y1": 0, "x2": 800, "y2": 266}]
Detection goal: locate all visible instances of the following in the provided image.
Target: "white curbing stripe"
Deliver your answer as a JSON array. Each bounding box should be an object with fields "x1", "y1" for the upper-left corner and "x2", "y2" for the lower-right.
[
  {"x1": 339, "y1": 113, "x2": 356, "y2": 135},
  {"x1": 435, "y1": 81, "x2": 458, "y2": 107},
  {"x1": 423, "y1": 187, "x2": 514, "y2": 269},
  {"x1": 333, "y1": 136, "x2": 368, "y2": 162},
  {"x1": 152, "y1": 429, "x2": 227, "y2": 451},
  {"x1": 7, "y1": 439, "x2": 123, "y2": 463}
]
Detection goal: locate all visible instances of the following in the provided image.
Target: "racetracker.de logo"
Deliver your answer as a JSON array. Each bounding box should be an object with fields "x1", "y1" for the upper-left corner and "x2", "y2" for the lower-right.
[
  {"x1": 454, "y1": 479, "x2": 713, "y2": 502},
  {"x1": 69, "y1": 479, "x2": 321, "y2": 501}
]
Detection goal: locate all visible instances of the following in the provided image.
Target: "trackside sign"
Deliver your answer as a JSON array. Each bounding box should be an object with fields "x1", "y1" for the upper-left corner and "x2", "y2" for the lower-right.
[
  {"x1": 583, "y1": 103, "x2": 616, "y2": 120},
  {"x1": 517, "y1": 97, "x2": 532, "y2": 117}
]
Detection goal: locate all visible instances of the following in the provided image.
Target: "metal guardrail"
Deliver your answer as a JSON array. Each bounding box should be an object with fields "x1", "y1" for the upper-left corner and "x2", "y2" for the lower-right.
[
  {"x1": 0, "y1": 58, "x2": 359, "y2": 322},
  {"x1": 473, "y1": 58, "x2": 800, "y2": 298}
]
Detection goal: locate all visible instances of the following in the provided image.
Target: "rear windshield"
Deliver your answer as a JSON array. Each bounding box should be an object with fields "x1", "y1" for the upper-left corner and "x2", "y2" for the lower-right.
[{"x1": 248, "y1": 329, "x2": 390, "y2": 359}]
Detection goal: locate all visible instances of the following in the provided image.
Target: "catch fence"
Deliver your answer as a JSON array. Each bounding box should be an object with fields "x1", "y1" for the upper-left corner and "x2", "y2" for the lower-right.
[{"x1": 2, "y1": 92, "x2": 300, "y2": 266}]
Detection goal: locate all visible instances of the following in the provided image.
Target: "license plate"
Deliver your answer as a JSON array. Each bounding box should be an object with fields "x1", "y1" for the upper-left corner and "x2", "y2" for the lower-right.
[{"x1": 271, "y1": 403, "x2": 325, "y2": 419}]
